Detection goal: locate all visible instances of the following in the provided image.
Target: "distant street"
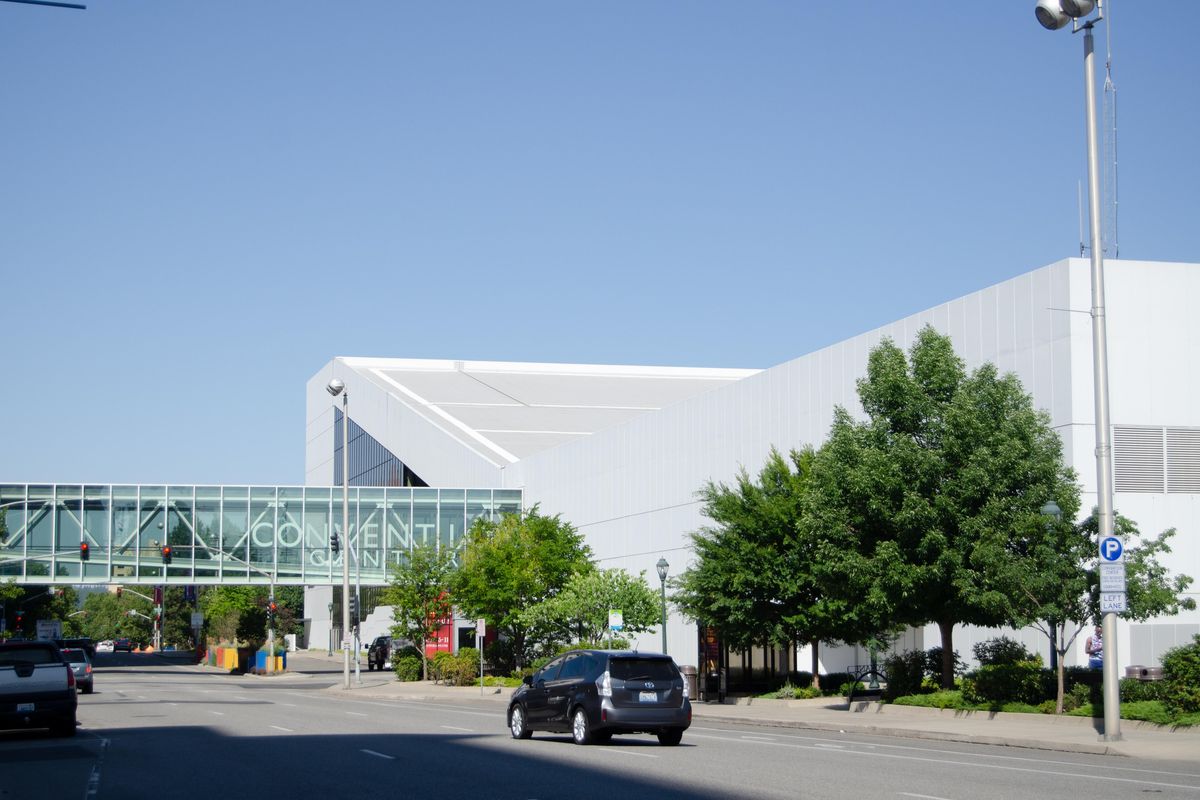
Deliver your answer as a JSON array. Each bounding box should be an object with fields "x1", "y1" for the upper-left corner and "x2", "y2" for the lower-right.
[{"x1": 2, "y1": 653, "x2": 1198, "y2": 800}]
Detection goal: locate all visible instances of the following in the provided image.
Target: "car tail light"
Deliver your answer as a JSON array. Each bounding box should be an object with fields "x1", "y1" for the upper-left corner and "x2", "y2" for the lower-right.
[
  {"x1": 85, "y1": 665, "x2": 92, "y2": 675},
  {"x1": 681, "y1": 679, "x2": 688, "y2": 699},
  {"x1": 595, "y1": 669, "x2": 612, "y2": 698},
  {"x1": 67, "y1": 669, "x2": 76, "y2": 689}
]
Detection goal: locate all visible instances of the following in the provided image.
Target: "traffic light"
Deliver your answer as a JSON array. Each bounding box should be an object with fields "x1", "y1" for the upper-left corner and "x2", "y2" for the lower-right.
[
  {"x1": 80, "y1": 542, "x2": 90, "y2": 561},
  {"x1": 266, "y1": 600, "x2": 278, "y2": 625},
  {"x1": 14, "y1": 611, "x2": 24, "y2": 629},
  {"x1": 330, "y1": 532, "x2": 340, "y2": 555},
  {"x1": 161, "y1": 545, "x2": 172, "y2": 565},
  {"x1": 349, "y1": 596, "x2": 359, "y2": 623}
]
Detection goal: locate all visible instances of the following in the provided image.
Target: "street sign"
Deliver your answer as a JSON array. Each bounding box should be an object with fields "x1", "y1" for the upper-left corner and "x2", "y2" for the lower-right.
[
  {"x1": 1099, "y1": 536, "x2": 1124, "y2": 562},
  {"x1": 1100, "y1": 593, "x2": 1127, "y2": 613},
  {"x1": 1099, "y1": 563, "x2": 1126, "y2": 593},
  {"x1": 608, "y1": 610, "x2": 624, "y2": 632},
  {"x1": 476, "y1": 618, "x2": 485, "y2": 637},
  {"x1": 191, "y1": 612, "x2": 204, "y2": 628}
]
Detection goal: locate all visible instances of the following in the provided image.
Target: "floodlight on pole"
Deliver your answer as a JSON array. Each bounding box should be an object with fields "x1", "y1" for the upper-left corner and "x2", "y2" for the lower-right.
[
  {"x1": 326, "y1": 375, "x2": 352, "y2": 690},
  {"x1": 1034, "y1": 0, "x2": 1120, "y2": 741}
]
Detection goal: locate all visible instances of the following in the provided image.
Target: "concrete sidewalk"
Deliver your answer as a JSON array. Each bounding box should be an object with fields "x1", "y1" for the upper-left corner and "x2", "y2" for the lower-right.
[{"x1": 261, "y1": 651, "x2": 1200, "y2": 762}]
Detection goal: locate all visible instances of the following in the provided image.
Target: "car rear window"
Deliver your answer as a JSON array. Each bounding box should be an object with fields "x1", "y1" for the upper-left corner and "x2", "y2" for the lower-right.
[
  {"x1": 62, "y1": 649, "x2": 87, "y2": 663},
  {"x1": 609, "y1": 658, "x2": 678, "y2": 682},
  {"x1": 0, "y1": 645, "x2": 62, "y2": 666}
]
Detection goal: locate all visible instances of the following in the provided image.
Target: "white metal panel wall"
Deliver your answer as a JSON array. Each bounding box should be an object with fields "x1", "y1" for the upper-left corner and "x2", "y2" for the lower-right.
[{"x1": 506, "y1": 259, "x2": 1082, "y2": 666}]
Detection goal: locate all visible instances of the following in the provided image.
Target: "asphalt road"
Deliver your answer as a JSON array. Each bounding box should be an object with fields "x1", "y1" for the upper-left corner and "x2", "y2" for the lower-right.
[{"x1": 2, "y1": 653, "x2": 1198, "y2": 800}]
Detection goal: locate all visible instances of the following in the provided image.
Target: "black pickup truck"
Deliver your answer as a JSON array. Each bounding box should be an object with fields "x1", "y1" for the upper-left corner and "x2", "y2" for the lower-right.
[{"x1": 0, "y1": 641, "x2": 78, "y2": 737}]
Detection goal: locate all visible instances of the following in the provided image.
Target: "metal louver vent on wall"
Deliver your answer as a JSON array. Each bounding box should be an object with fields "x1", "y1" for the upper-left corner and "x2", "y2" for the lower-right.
[
  {"x1": 1167, "y1": 428, "x2": 1200, "y2": 493},
  {"x1": 1113, "y1": 426, "x2": 1165, "y2": 493}
]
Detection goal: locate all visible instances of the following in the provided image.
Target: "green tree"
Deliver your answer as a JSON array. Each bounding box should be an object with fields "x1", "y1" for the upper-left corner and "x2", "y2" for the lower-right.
[
  {"x1": 674, "y1": 448, "x2": 865, "y2": 687},
  {"x1": 519, "y1": 568, "x2": 659, "y2": 649},
  {"x1": 452, "y1": 507, "x2": 593, "y2": 669},
  {"x1": 383, "y1": 543, "x2": 456, "y2": 680},
  {"x1": 807, "y1": 326, "x2": 1078, "y2": 687}
]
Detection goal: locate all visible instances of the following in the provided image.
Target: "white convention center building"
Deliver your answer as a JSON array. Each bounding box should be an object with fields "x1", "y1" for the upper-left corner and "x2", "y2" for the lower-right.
[{"x1": 304, "y1": 257, "x2": 1199, "y2": 682}]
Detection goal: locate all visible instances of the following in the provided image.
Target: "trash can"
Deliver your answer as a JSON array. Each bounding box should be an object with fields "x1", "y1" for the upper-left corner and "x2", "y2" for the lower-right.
[{"x1": 680, "y1": 665, "x2": 698, "y2": 701}]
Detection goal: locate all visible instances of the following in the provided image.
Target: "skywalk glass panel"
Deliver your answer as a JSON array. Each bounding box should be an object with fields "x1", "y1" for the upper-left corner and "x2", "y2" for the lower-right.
[{"x1": 0, "y1": 484, "x2": 520, "y2": 588}]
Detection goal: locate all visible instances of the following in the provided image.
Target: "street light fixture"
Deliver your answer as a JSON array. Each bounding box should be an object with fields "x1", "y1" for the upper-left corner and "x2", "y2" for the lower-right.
[
  {"x1": 327, "y1": 602, "x2": 334, "y2": 656},
  {"x1": 1034, "y1": 0, "x2": 1119, "y2": 741},
  {"x1": 656, "y1": 557, "x2": 669, "y2": 655},
  {"x1": 326, "y1": 376, "x2": 352, "y2": 690}
]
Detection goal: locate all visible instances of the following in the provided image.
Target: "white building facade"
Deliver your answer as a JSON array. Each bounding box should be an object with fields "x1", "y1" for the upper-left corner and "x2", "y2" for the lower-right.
[{"x1": 305, "y1": 257, "x2": 1199, "y2": 674}]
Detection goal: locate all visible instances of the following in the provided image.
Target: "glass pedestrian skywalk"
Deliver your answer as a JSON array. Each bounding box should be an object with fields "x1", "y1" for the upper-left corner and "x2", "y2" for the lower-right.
[{"x1": 0, "y1": 484, "x2": 522, "y2": 587}]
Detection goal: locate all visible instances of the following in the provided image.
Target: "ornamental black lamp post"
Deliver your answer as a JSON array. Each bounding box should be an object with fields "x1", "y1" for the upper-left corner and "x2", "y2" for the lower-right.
[
  {"x1": 656, "y1": 557, "x2": 669, "y2": 655},
  {"x1": 1040, "y1": 500, "x2": 1064, "y2": 670}
]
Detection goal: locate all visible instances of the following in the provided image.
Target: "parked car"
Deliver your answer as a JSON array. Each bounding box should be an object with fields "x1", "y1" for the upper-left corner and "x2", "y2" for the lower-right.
[
  {"x1": 0, "y1": 641, "x2": 78, "y2": 737},
  {"x1": 113, "y1": 638, "x2": 132, "y2": 652},
  {"x1": 60, "y1": 648, "x2": 94, "y2": 694},
  {"x1": 367, "y1": 636, "x2": 391, "y2": 671},
  {"x1": 95, "y1": 640, "x2": 115, "y2": 653},
  {"x1": 507, "y1": 650, "x2": 691, "y2": 746}
]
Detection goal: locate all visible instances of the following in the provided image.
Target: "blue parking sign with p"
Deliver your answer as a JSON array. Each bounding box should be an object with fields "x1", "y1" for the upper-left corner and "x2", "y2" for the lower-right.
[{"x1": 1100, "y1": 536, "x2": 1124, "y2": 562}]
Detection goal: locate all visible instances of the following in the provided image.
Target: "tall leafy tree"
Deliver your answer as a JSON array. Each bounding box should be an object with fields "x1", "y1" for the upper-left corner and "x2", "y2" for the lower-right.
[
  {"x1": 451, "y1": 507, "x2": 593, "y2": 668},
  {"x1": 674, "y1": 448, "x2": 862, "y2": 686},
  {"x1": 807, "y1": 326, "x2": 1078, "y2": 687},
  {"x1": 383, "y1": 542, "x2": 456, "y2": 680},
  {"x1": 519, "y1": 568, "x2": 660, "y2": 649}
]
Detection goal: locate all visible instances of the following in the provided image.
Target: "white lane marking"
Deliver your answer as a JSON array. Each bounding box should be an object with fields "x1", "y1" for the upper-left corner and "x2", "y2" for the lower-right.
[
  {"x1": 815, "y1": 743, "x2": 846, "y2": 749},
  {"x1": 233, "y1": 695, "x2": 250, "y2": 701},
  {"x1": 361, "y1": 749, "x2": 395, "y2": 760},
  {"x1": 209, "y1": 711, "x2": 225, "y2": 716},
  {"x1": 740, "y1": 735, "x2": 775, "y2": 741},
  {"x1": 270, "y1": 725, "x2": 294, "y2": 732},
  {"x1": 682, "y1": 731, "x2": 1200, "y2": 792},
  {"x1": 441, "y1": 725, "x2": 473, "y2": 732},
  {"x1": 597, "y1": 748, "x2": 659, "y2": 759},
  {"x1": 278, "y1": 703, "x2": 298, "y2": 707},
  {"x1": 900, "y1": 794, "x2": 955, "y2": 800},
  {"x1": 346, "y1": 711, "x2": 368, "y2": 717},
  {"x1": 84, "y1": 737, "x2": 109, "y2": 799}
]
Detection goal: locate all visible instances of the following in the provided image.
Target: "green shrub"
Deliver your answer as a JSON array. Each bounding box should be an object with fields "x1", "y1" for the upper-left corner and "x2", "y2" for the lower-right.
[
  {"x1": 819, "y1": 672, "x2": 853, "y2": 695},
  {"x1": 892, "y1": 690, "x2": 964, "y2": 709},
  {"x1": 394, "y1": 655, "x2": 422, "y2": 682},
  {"x1": 1162, "y1": 634, "x2": 1200, "y2": 714},
  {"x1": 974, "y1": 636, "x2": 1036, "y2": 667},
  {"x1": 1120, "y1": 677, "x2": 1168, "y2": 703},
  {"x1": 962, "y1": 661, "x2": 1046, "y2": 706},
  {"x1": 430, "y1": 650, "x2": 456, "y2": 683},
  {"x1": 883, "y1": 650, "x2": 928, "y2": 701},
  {"x1": 924, "y1": 646, "x2": 965, "y2": 678}
]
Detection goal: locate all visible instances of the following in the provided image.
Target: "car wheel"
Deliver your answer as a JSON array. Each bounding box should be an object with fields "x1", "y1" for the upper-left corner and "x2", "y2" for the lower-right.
[
  {"x1": 82, "y1": 683, "x2": 94, "y2": 695},
  {"x1": 657, "y1": 728, "x2": 684, "y2": 746},
  {"x1": 509, "y1": 704, "x2": 532, "y2": 739},
  {"x1": 571, "y1": 708, "x2": 593, "y2": 746}
]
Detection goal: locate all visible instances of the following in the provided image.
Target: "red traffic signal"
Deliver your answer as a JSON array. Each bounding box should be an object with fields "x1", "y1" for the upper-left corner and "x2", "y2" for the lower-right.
[
  {"x1": 161, "y1": 545, "x2": 173, "y2": 564},
  {"x1": 80, "y1": 542, "x2": 90, "y2": 560}
]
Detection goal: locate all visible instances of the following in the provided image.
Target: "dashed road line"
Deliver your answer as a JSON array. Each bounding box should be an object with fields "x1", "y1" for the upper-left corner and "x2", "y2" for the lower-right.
[{"x1": 361, "y1": 749, "x2": 394, "y2": 760}]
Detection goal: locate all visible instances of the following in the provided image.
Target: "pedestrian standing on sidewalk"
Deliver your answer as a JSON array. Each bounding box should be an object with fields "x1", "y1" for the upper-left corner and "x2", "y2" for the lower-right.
[{"x1": 1085, "y1": 625, "x2": 1103, "y2": 670}]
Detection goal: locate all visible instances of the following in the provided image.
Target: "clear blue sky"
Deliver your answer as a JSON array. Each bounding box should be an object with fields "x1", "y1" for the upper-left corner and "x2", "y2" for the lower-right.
[{"x1": 3, "y1": 1, "x2": 1196, "y2": 485}]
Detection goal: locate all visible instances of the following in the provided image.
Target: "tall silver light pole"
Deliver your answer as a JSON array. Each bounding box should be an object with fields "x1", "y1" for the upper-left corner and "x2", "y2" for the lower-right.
[
  {"x1": 656, "y1": 557, "x2": 669, "y2": 655},
  {"x1": 326, "y1": 377, "x2": 352, "y2": 690},
  {"x1": 1036, "y1": 0, "x2": 1119, "y2": 741}
]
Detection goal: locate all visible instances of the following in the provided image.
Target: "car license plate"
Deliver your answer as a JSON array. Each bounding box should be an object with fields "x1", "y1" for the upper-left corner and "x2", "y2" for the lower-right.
[
  {"x1": 17, "y1": 703, "x2": 34, "y2": 712},
  {"x1": 638, "y1": 691, "x2": 657, "y2": 703}
]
